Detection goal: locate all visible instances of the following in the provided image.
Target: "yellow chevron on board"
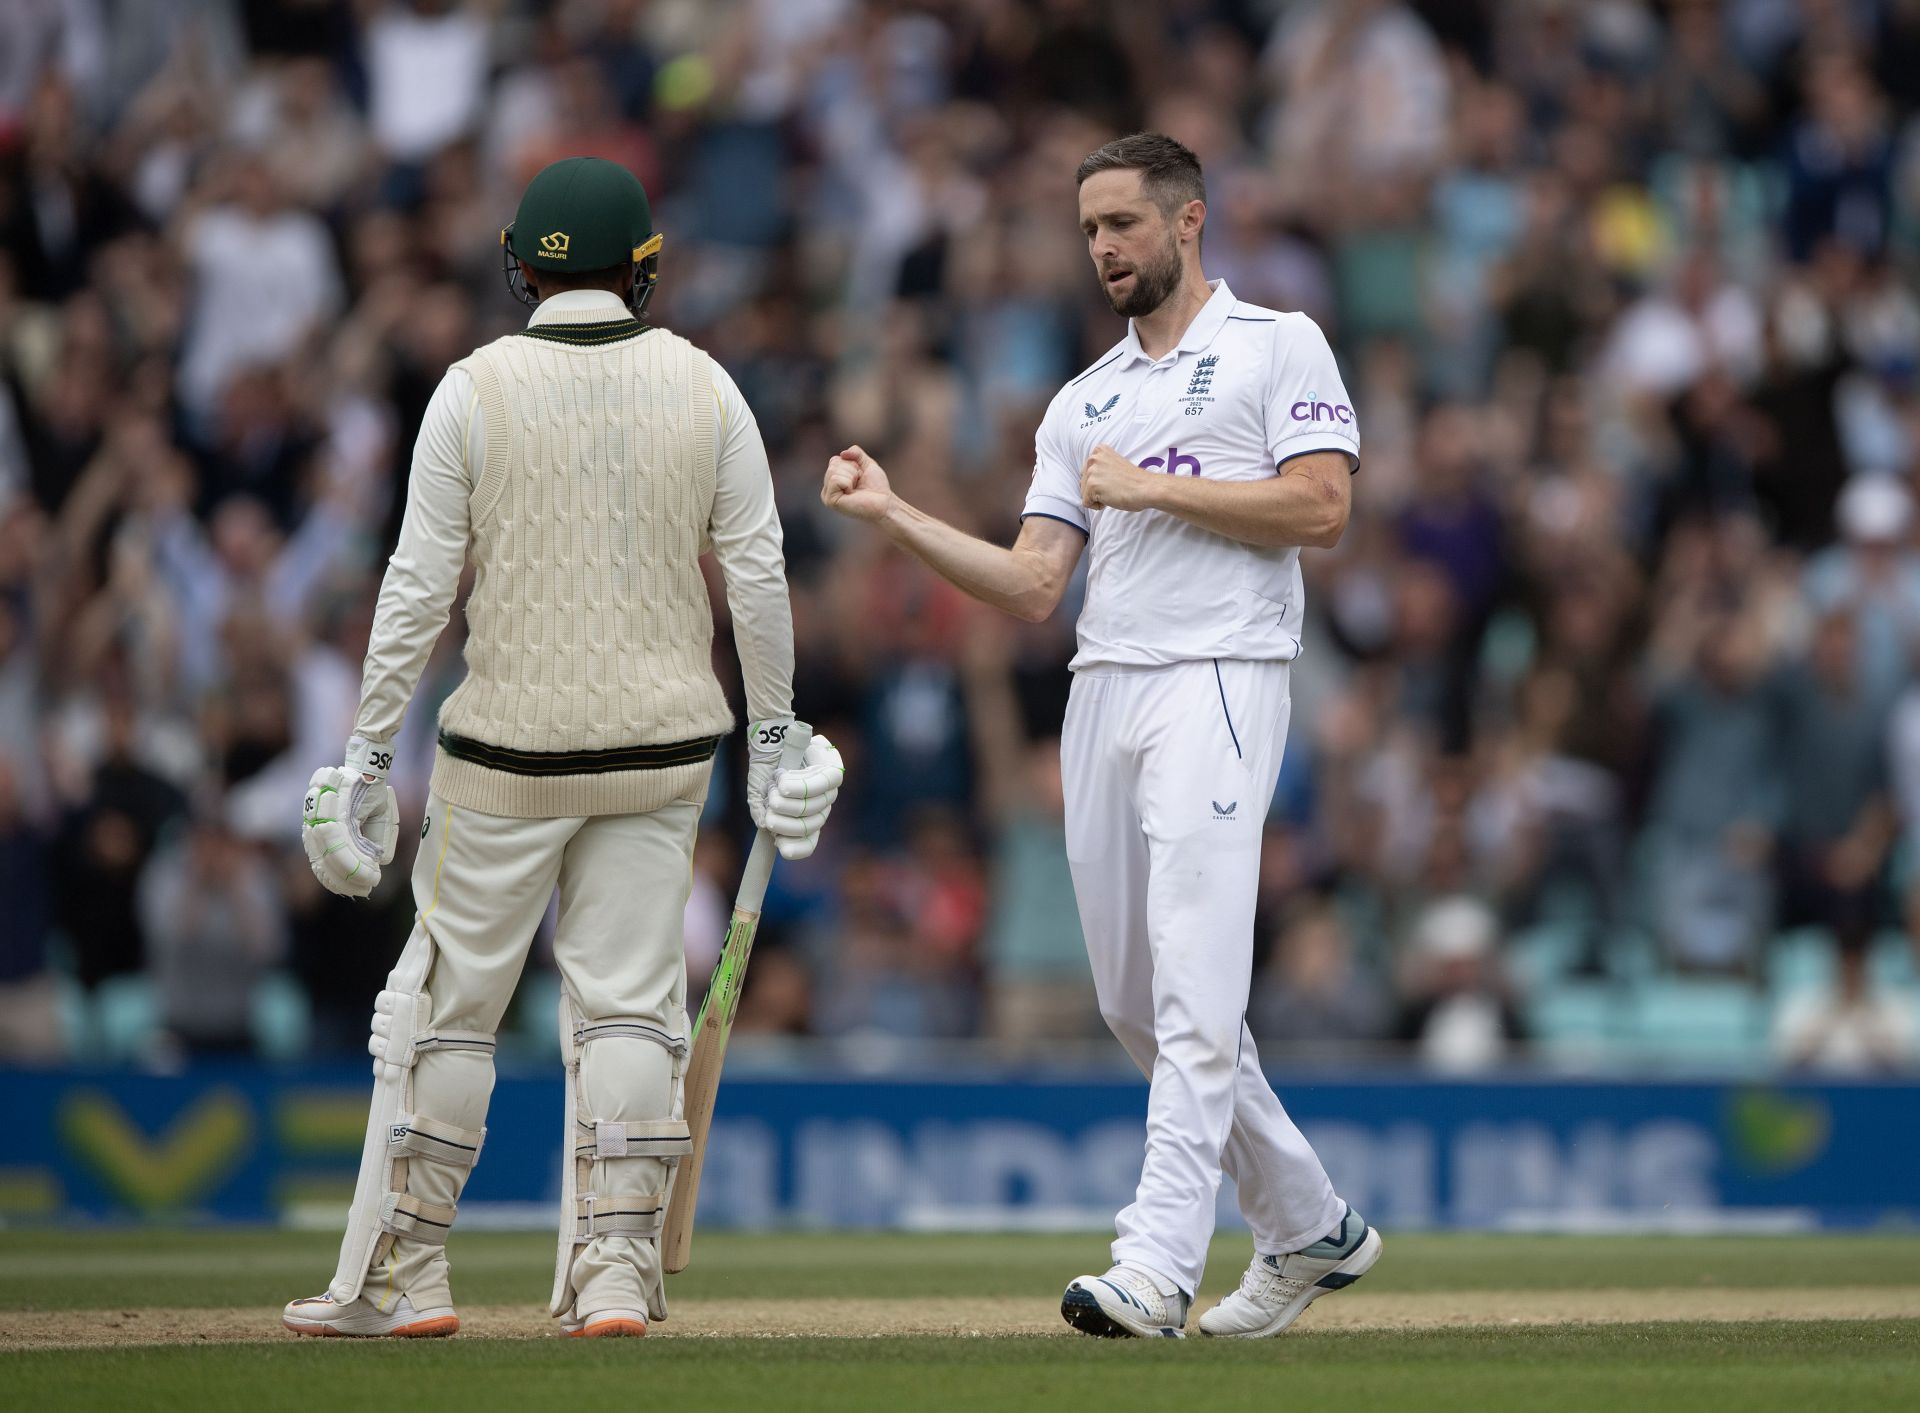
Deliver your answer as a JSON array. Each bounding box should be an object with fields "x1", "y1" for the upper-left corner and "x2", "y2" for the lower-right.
[{"x1": 58, "y1": 1089, "x2": 253, "y2": 1212}]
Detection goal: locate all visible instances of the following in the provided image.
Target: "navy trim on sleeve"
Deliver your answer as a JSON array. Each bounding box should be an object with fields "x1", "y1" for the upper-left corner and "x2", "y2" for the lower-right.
[
  {"x1": 1019, "y1": 511, "x2": 1091, "y2": 538},
  {"x1": 1226, "y1": 315, "x2": 1276, "y2": 323},
  {"x1": 1277, "y1": 442, "x2": 1360, "y2": 475}
]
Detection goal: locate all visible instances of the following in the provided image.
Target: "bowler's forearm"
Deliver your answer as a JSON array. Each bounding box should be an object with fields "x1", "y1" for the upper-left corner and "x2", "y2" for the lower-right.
[
  {"x1": 1146, "y1": 463, "x2": 1348, "y2": 548},
  {"x1": 879, "y1": 499, "x2": 1063, "y2": 622}
]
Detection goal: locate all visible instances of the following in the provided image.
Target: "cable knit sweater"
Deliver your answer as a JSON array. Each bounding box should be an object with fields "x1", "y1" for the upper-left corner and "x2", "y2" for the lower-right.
[{"x1": 353, "y1": 290, "x2": 794, "y2": 818}]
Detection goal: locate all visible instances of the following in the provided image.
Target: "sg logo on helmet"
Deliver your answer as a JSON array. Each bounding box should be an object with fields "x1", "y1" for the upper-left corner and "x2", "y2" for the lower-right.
[{"x1": 539, "y1": 230, "x2": 571, "y2": 258}]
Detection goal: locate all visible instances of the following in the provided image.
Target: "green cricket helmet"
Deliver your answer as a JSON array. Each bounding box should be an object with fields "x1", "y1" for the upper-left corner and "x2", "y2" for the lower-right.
[{"x1": 500, "y1": 157, "x2": 664, "y2": 318}]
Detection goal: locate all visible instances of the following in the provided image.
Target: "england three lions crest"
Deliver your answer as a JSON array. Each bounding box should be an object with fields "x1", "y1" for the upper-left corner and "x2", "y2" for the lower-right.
[{"x1": 1181, "y1": 354, "x2": 1219, "y2": 414}]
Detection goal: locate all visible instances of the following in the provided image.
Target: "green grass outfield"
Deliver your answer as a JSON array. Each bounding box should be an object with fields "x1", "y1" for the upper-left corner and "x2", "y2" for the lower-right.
[{"x1": 3, "y1": 1229, "x2": 1919, "y2": 1411}]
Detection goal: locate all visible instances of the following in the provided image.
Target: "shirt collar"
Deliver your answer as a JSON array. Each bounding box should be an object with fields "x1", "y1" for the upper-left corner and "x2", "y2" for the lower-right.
[
  {"x1": 1121, "y1": 278, "x2": 1236, "y2": 367},
  {"x1": 528, "y1": 289, "x2": 633, "y2": 326}
]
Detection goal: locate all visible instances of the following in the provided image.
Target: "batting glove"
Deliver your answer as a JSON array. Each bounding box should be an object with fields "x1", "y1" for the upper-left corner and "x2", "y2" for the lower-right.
[
  {"x1": 301, "y1": 734, "x2": 400, "y2": 899},
  {"x1": 745, "y1": 717, "x2": 797, "y2": 830},
  {"x1": 763, "y1": 733, "x2": 844, "y2": 861}
]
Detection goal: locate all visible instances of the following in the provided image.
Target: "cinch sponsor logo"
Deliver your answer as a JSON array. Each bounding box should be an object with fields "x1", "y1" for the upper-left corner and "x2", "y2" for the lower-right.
[
  {"x1": 1140, "y1": 446, "x2": 1203, "y2": 476},
  {"x1": 1291, "y1": 390, "x2": 1353, "y2": 424}
]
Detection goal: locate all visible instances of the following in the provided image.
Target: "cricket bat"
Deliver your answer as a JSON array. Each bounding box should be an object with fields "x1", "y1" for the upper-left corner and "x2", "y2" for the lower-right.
[{"x1": 661, "y1": 721, "x2": 811, "y2": 1274}]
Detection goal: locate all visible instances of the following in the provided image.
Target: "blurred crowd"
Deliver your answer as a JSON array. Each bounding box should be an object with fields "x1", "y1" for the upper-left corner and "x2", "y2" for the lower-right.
[{"x1": 3, "y1": 0, "x2": 1920, "y2": 1074}]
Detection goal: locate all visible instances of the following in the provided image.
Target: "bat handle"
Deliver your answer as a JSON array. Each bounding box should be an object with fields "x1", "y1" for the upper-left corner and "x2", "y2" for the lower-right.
[{"x1": 779, "y1": 720, "x2": 813, "y2": 771}]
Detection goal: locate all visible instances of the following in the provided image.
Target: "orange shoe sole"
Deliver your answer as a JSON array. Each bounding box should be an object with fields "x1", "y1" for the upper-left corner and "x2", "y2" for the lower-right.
[
  {"x1": 284, "y1": 1315, "x2": 460, "y2": 1338},
  {"x1": 568, "y1": 1318, "x2": 648, "y2": 1338}
]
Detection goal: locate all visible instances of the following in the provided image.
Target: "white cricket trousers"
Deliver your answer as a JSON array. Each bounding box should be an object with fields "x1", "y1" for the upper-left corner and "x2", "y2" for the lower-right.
[
  {"x1": 367, "y1": 791, "x2": 698, "y2": 1315},
  {"x1": 1062, "y1": 658, "x2": 1341, "y2": 1296}
]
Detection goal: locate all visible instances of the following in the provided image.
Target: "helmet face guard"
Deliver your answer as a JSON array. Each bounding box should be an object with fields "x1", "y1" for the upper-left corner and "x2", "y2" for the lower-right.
[{"x1": 501, "y1": 228, "x2": 663, "y2": 319}]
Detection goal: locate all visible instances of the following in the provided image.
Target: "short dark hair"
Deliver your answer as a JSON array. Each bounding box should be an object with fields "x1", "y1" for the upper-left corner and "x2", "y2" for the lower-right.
[{"x1": 1074, "y1": 132, "x2": 1206, "y2": 214}]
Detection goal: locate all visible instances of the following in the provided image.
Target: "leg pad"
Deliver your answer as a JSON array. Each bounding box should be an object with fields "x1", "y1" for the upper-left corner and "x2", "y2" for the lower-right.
[
  {"x1": 330, "y1": 962, "x2": 493, "y2": 1302},
  {"x1": 550, "y1": 999, "x2": 687, "y2": 1318}
]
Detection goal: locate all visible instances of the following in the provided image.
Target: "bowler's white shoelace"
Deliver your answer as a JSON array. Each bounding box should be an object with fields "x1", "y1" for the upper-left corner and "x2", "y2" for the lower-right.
[{"x1": 1239, "y1": 1262, "x2": 1311, "y2": 1307}]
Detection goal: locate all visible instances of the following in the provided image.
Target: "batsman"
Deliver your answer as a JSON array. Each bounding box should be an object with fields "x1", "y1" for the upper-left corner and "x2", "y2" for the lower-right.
[{"x1": 283, "y1": 157, "x2": 843, "y2": 1339}]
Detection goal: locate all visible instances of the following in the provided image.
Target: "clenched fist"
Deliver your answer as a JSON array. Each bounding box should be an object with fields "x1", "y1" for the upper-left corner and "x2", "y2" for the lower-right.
[
  {"x1": 1080, "y1": 445, "x2": 1160, "y2": 512},
  {"x1": 822, "y1": 444, "x2": 895, "y2": 523}
]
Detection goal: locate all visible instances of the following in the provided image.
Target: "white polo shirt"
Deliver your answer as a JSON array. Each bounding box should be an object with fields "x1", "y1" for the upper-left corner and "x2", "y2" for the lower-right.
[{"x1": 1022, "y1": 280, "x2": 1359, "y2": 671}]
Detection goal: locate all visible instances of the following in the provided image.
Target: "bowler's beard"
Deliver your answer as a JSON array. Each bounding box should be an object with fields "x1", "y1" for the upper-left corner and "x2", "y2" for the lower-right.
[{"x1": 1103, "y1": 236, "x2": 1183, "y2": 318}]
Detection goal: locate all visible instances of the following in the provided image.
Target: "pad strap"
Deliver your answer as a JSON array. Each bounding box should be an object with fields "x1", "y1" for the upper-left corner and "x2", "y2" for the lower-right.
[
  {"x1": 574, "y1": 1118, "x2": 692, "y2": 1160},
  {"x1": 418, "y1": 1029, "x2": 497, "y2": 1055},
  {"x1": 568, "y1": 1191, "x2": 666, "y2": 1241},
  {"x1": 389, "y1": 1114, "x2": 487, "y2": 1168},
  {"x1": 573, "y1": 1015, "x2": 687, "y2": 1057},
  {"x1": 379, "y1": 1192, "x2": 458, "y2": 1246},
  {"x1": 369, "y1": 988, "x2": 496, "y2": 1068}
]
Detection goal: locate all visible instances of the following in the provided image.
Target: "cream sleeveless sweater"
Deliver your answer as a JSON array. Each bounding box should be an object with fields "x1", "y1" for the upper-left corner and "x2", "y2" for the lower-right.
[{"x1": 430, "y1": 324, "x2": 733, "y2": 817}]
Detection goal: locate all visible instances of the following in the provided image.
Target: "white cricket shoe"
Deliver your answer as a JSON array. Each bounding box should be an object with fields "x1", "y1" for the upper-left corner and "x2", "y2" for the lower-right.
[
  {"x1": 560, "y1": 1308, "x2": 649, "y2": 1338},
  {"x1": 282, "y1": 1291, "x2": 459, "y2": 1338},
  {"x1": 1198, "y1": 1206, "x2": 1382, "y2": 1338},
  {"x1": 1060, "y1": 1262, "x2": 1189, "y2": 1339}
]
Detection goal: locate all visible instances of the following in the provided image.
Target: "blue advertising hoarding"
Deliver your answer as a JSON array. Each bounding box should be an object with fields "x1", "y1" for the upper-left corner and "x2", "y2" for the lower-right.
[{"x1": 1, "y1": 1066, "x2": 1913, "y2": 1231}]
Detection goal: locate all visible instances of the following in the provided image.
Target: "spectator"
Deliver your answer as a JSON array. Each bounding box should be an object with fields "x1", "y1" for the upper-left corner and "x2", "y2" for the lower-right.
[
  {"x1": 175, "y1": 155, "x2": 343, "y2": 425},
  {"x1": 149, "y1": 483, "x2": 355, "y2": 697},
  {"x1": 1, "y1": 75, "x2": 137, "y2": 301},
  {"x1": 362, "y1": 0, "x2": 494, "y2": 170},
  {"x1": 813, "y1": 851, "x2": 970, "y2": 1040},
  {"x1": 1643, "y1": 577, "x2": 1781, "y2": 973},
  {"x1": 51, "y1": 691, "x2": 185, "y2": 991},
  {"x1": 1655, "y1": 0, "x2": 1769, "y2": 159},
  {"x1": 1773, "y1": 608, "x2": 1899, "y2": 955},
  {"x1": 0, "y1": 753, "x2": 60, "y2": 1060},
  {"x1": 229, "y1": 59, "x2": 370, "y2": 213},
  {"x1": 1249, "y1": 900, "x2": 1391, "y2": 1056},
  {"x1": 1803, "y1": 476, "x2": 1920, "y2": 703},
  {"x1": 0, "y1": 594, "x2": 36, "y2": 752},
  {"x1": 960, "y1": 614, "x2": 1090, "y2": 1046},
  {"x1": 1474, "y1": 664, "x2": 1626, "y2": 970},
  {"x1": 1397, "y1": 403, "x2": 1506, "y2": 742},
  {"x1": 136, "y1": 801, "x2": 286, "y2": 1057},
  {"x1": 852, "y1": 572, "x2": 975, "y2": 844},
  {"x1": 282, "y1": 847, "x2": 407, "y2": 1056},
  {"x1": 1392, "y1": 894, "x2": 1526, "y2": 1073},
  {"x1": 1263, "y1": 0, "x2": 1451, "y2": 207},
  {"x1": 1773, "y1": 935, "x2": 1916, "y2": 1072},
  {"x1": 1782, "y1": 54, "x2": 1895, "y2": 263}
]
